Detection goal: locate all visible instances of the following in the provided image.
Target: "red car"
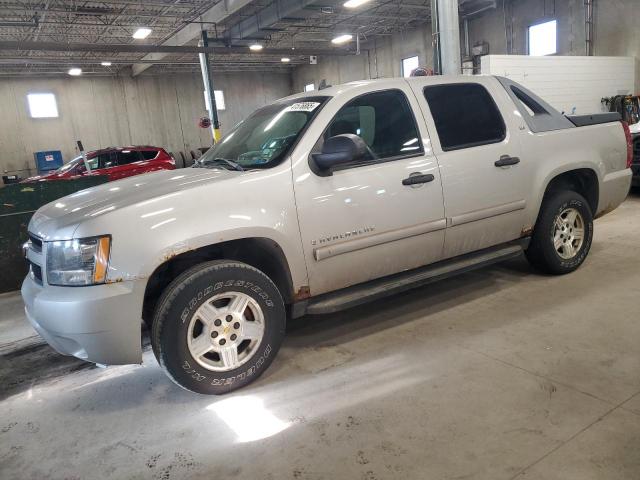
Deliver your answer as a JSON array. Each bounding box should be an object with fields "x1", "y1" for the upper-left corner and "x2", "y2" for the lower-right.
[{"x1": 22, "y1": 146, "x2": 175, "y2": 182}]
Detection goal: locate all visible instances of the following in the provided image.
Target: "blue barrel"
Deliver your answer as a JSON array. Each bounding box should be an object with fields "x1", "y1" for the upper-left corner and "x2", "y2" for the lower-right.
[{"x1": 34, "y1": 150, "x2": 63, "y2": 173}]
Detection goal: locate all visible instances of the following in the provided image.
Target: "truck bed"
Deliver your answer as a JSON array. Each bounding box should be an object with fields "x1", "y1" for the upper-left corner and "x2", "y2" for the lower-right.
[{"x1": 566, "y1": 112, "x2": 622, "y2": 127}]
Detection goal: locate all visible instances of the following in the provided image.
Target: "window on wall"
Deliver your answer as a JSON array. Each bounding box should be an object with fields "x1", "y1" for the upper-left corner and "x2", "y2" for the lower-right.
[
  {"x1": 304, "y1": 83, "x2": 315, "y2": 92},
  {"x1": 203, "y1": 90, "x2": 226, "y2": 111},
  {"x1": 27, "y1": 93, "x2": 59, "y2": 118},
  {"x1": 402, "y1": 56, "x2": 420, "y2": 77},
  {"x1": 214, "y1": 90, "x2": 226, "y2": 110},
  {"x1": 528, "y1": 20, "x2": 557, "y2": 56}
]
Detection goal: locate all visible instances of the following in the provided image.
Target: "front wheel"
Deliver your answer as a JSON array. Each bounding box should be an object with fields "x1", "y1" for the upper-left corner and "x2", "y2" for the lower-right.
[
  {"x1": 525, "y1": 190, "x2": 594, "y2": 275},
  {"x1": 151, "y1": 260, "x2": 285, "y2": 394}
]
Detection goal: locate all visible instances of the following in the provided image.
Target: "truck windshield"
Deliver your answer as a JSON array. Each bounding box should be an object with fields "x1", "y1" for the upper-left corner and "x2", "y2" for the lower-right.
[{"x1": 197, "y1": 96, "x2": 329, "y2": 170}]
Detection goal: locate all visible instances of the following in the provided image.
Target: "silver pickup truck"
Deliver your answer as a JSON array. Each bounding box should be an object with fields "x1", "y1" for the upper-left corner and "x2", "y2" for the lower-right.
[{"x1": 22, "y1": 76, "x2": 632, "y2": 394}]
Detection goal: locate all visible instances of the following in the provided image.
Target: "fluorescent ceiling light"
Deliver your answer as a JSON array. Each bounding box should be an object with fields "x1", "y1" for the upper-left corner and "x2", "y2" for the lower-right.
[
  {"x1": 132, "y1": 27, "x2": 152, "y2": 39},
  {"x1": 331, "y1": 34, "x2": 353, "y2": 45},
  {"x1": 249, "y1": 43, "x2": 263, "y2": 51},
  {"x1": 68, "y1": 68, "x2": 82, "y2": 76},
  {"x1": 344, "y1": 0, "x2": 371, "y2": 8},
  {"x1": 101, "y1": 61, "x2": 112, "y2": 66},
  {"x1": 281, "y1": 57, "x2": 290, "y2": 62}
]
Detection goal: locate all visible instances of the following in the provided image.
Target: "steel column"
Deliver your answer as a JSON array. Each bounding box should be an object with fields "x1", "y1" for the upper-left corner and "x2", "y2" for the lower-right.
[
  {"x1": 199, "y1": 31, "x2": 222, "y2": 143},
  {"x1": 436, "y1": 0, "x2": 461, "y2": 75}
]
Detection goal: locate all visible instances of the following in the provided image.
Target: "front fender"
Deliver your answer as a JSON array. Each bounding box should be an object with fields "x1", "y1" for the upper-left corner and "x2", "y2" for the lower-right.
[{"x1": 73, "y1": 164, "x2": 308, "y2": 291}]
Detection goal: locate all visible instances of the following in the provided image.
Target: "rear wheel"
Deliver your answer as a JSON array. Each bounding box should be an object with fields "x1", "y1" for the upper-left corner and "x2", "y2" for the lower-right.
[
  {"x1": 525, "y1": 190, "x2": 593, "y2": 274},
  {"x1": 151, "y1": 260, "x2": 285, "y2": 394}
]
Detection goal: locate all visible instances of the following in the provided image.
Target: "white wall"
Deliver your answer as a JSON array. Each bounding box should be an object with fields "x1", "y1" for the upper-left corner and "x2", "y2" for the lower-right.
[
  {"x1": 481, "y1": 55, "x2": 637, "y2": 114},
  {"x1": 0, "y1": 72, "x2": 292, "y2": 175}
]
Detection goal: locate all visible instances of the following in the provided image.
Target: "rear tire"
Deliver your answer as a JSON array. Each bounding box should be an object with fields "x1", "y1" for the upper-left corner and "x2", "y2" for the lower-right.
[
  {"x1": 151, "y1": 260, "x2": 285, "y2": 394},
  {"x1": 525, "y1": 190, "x2": 593, "y2": 275}
]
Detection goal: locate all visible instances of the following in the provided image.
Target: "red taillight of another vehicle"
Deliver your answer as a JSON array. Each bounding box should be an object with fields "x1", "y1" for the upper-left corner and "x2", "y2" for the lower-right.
[{"x1": 622, "y1": 121, "x2": 633, "y2": 169}]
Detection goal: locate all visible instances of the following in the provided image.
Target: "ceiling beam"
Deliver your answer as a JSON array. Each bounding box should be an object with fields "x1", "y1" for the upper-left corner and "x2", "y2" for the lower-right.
[
  {"x1": 131, "y1": 0, "x2": 255, "y2": 77},
  {"x1": 0, "y1": 40, "x2": 351, "y2": 57},
  {"x1": 0, "y1": 41, "x2": 222, "y2": 54},
  {"x1": 0, "y1": 57, "x2": 307, "y2": 66},
  {"x1": 224, "y1": 0, "x2": 319, "y2": 41}
]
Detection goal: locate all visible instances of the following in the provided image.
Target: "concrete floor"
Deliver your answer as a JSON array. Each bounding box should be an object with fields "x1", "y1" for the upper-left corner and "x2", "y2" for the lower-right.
[{"x1": 1, "y1": 193, "x2": 639, "y2": 480}]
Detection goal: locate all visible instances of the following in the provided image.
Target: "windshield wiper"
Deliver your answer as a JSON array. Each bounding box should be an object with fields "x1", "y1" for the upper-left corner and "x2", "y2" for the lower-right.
[{"x1": 196, "y1": 157, "x2": 244, "y2": 171}]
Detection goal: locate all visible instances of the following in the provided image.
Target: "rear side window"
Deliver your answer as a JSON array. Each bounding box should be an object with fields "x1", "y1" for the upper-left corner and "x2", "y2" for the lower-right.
[
  {"x1": 140, "y1": 150, "x2": 159, "y2": 160},
  {"x1": 325, "y1": 89, "x2": 423, "y2": 160},
  {"x1": 424, "y1": 83, "x2": 506, "y2": 151},
  {"x1": 118, "y1": 151, "x2": 142, "y2": 165}
]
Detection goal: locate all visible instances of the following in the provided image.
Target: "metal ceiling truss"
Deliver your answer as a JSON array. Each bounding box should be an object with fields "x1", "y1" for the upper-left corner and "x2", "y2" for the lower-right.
[{"x1": 0, "y1": 0, "x2": 443, "y2": 76}]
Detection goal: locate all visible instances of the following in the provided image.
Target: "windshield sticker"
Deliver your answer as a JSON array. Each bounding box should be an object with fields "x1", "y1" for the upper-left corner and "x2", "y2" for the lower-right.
[{"x1": 286, "y1": 102, "x2": 321, "y2": 112}]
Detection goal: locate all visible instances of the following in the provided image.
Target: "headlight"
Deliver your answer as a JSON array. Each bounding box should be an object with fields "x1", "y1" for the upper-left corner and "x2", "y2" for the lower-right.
[{"x1": 46, "y1": 236, "x2": 111, "y2": 286}]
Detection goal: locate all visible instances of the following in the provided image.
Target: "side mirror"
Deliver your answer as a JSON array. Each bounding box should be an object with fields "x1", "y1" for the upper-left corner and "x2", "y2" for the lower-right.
[{"x1": 312, "y1": 134, "x2": 368, "y2": 173}]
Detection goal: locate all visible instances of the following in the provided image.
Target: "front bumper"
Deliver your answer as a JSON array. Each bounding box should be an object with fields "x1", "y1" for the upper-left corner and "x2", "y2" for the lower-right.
[{"x1": 21, "y1": 275, "x2": 143, "y2": 365}]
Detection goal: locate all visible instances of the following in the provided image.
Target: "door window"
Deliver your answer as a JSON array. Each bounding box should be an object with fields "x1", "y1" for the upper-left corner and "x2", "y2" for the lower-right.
[
  {"x1": 85, "y1": 156, "x2": 100, "y2": 170},
  {"x1": 423, "y1": 83, "x2": 506, "y2": 151},
  {"x1": 140, "y1": 150, "x2": 159, "y2": 160},
  {"x1": 324, "y1": 89, "x2": 423, "y2": 161},
  {"x1": 117, "y1": 151, "x2": 142, "y2": 165}
]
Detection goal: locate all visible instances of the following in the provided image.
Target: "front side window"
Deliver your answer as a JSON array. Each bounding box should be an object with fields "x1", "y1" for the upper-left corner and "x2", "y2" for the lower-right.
[
  {"x1": 197, "y1": 96, "x2": 329, "y2": 170},
  {"x1": 93, "y1": 152, "x2": 118, "y2": 169},
  {"x1": 424, "y1": 83, "x2": 506, "y2": 151},
  {"x1": 85, "y1": 156, "x2": 100, "y2": 170},
  {"x1": 324, "y1": 89, "x2": 423, "y2": 160}
]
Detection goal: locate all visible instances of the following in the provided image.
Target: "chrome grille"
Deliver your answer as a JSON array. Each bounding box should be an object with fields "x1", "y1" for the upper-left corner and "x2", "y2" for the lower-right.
[
  {"x1": 30, "y1": 262, "x2": 43, "y2": 284},
  {"x1": 26, "y1": 232, "x2": 44, "y2": 285},
  {"x1": 28, "y1": 233, "x2": 43, "y2": 253}
]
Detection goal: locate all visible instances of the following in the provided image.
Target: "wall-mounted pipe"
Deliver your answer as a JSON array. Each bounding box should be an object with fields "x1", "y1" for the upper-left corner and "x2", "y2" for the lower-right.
[
  {"x1": 0, "y1": 18, "x2": 38, "y2": 28},
  {"x1": 585, "y1": 0, "x2": 594, "y2": 56},
  {"x1": 463, "y1": 18, "x2": 470, "y2": 57},
  {"x1": 430, "y1": 0, "x2": 442, "y2": 74}
]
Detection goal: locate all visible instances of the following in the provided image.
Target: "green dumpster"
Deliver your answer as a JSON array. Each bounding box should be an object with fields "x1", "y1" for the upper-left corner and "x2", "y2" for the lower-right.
[{"x1": 0, "y1": 177, "x2": 108, "y2": 293}]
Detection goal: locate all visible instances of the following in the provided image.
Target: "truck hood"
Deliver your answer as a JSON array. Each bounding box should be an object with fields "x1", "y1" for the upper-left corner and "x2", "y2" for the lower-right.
[{"x1": 29, "y1": 167, "x2": 238, "y2": 240}]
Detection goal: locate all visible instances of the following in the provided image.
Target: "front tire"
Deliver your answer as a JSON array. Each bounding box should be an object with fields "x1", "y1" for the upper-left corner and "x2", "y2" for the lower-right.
[
  {"x1": 151, "y1": 260, "x2": 285, "y2": 394},
  {"x1": 525, "y1": 190, "x2": 593, "y2": 275}
]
